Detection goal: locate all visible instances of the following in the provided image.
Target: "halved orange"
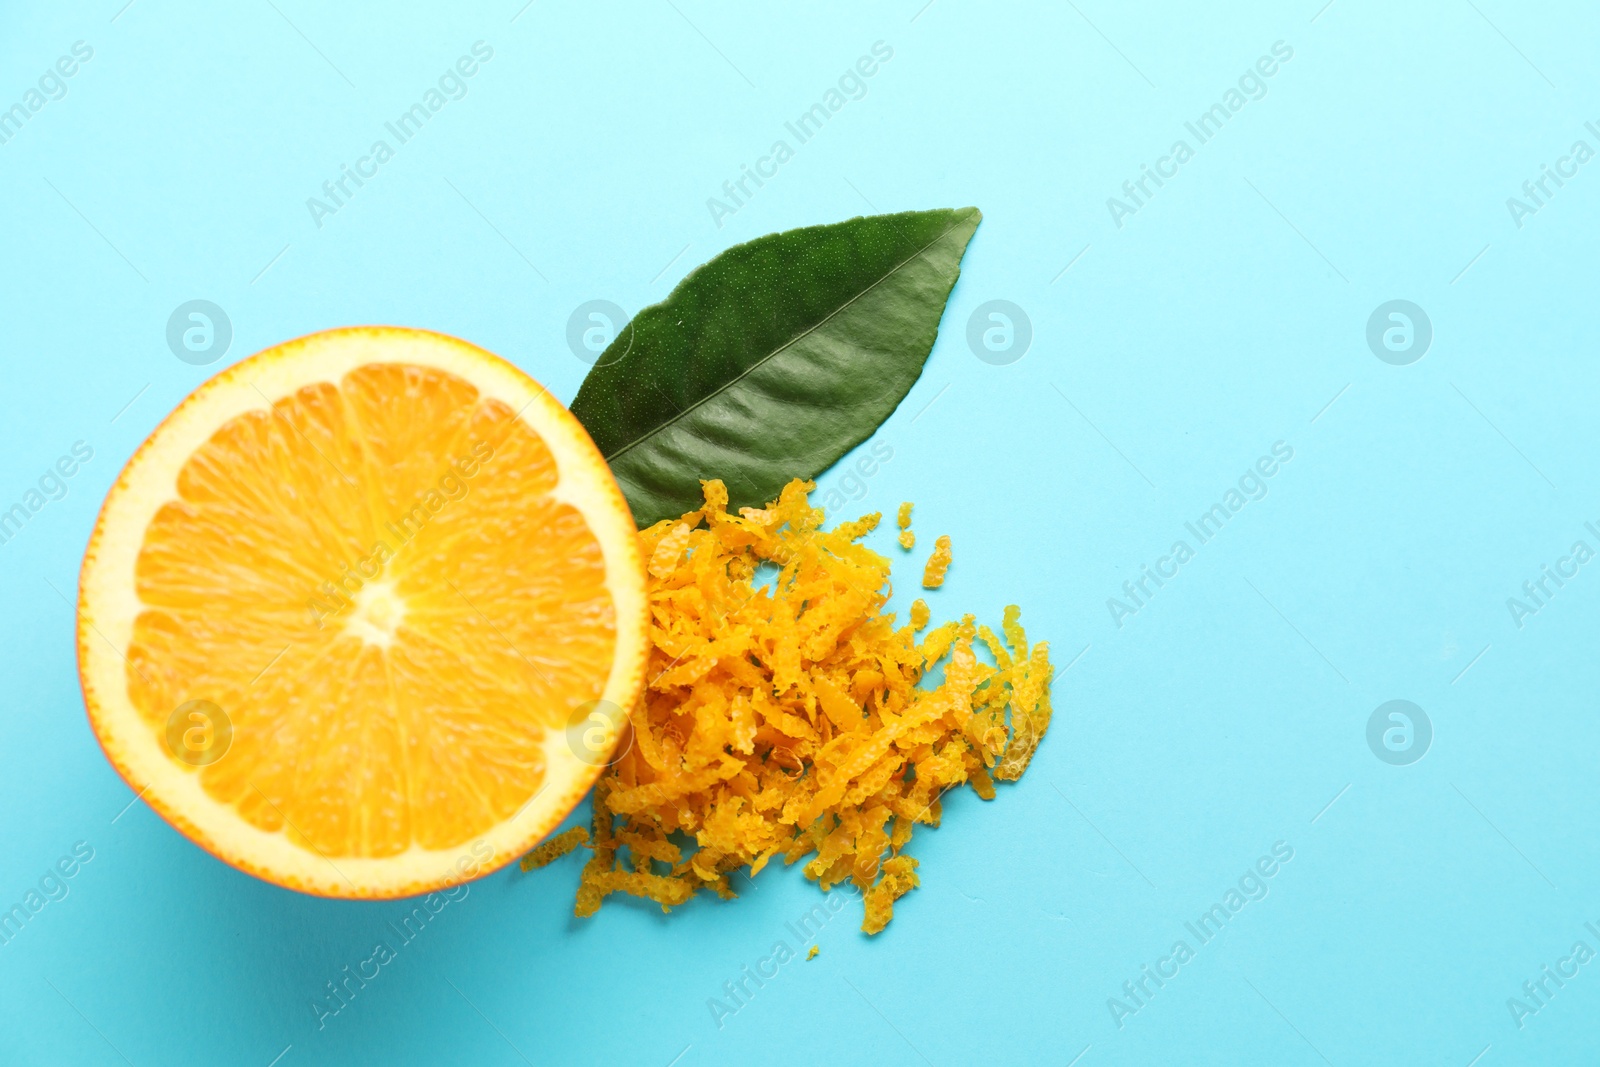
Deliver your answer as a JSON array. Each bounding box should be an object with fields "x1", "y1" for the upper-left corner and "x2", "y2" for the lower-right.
[{"x1": 78, "y1": 327, "x2": 647, "y2": 898}]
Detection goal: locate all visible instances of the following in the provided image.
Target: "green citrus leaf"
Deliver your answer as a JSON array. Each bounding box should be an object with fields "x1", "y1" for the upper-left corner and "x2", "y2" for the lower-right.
[{"x1": 570, "y1": 207, "x2": 982, "y2": 527}]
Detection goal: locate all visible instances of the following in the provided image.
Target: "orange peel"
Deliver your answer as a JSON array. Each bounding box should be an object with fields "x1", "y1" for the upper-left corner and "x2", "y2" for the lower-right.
[{"x1": 547, "y1": 478, "x2": 1054, "y2": 931}]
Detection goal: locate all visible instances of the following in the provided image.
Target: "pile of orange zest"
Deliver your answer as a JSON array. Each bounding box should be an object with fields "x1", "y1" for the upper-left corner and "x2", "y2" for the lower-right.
[
  {"x1": 897, "y1": 502, "x2": 915, "y2": 550},
  {"x1": 922, "y1": 534, "x2": 953, "y2": 588},
  {"x1": 550, "y1": 477, "x2": 1053, "y2": 934},
  {"x1": 519, "y1": 825, "x2": 589, "y2": 871}
]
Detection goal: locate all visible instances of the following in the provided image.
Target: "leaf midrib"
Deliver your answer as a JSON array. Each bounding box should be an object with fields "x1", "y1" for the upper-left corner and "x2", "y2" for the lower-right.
[{"x1": 603, "y1": 211, "x2": 973, "y2": 464}]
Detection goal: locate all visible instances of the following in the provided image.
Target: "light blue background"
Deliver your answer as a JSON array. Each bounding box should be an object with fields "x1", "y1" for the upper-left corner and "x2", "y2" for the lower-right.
[{"x1": 3, "y1": 0, "x2": 1598, "y2": 1063}]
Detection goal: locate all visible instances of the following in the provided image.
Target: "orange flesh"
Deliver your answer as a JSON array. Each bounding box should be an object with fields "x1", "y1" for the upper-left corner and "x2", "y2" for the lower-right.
[{"x1": 125, "y1": 363, "x2": 617, "y2": 859}]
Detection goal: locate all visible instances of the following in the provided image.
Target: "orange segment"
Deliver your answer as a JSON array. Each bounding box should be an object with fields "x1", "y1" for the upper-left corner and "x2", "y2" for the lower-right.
[{"x1": 79, "y1": 328, "x2": 648, "y2": 898}]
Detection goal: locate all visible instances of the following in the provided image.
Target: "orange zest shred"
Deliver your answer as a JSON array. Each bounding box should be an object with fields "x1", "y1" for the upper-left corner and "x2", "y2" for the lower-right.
[
  {"x1": 862, "y1": 855, "x2": 920, "y2": 934},
  {"x1": 897, "y1": 502, "x2": 915, "y2": 550},
  {"x1": 546, "y1": 478, "x2": 1054, "y2": 933},
  {"x1": 519, "y1": 825, "x2": 589, "y2": 871},
  {"x1": 922, "y1": 534, "x2": 953, "y2": 588}
]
